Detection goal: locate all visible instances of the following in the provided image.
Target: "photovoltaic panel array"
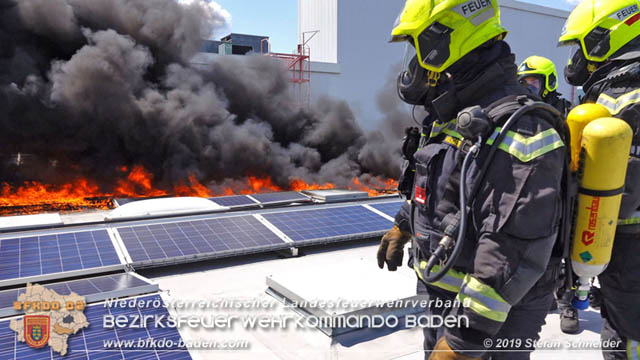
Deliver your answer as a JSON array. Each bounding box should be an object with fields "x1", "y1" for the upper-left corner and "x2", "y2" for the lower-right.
[
  {"x1": 208, "y1": 195, "x2": 257, "y2": 207},
  {"x1": 113, "y1": 197, "x2": 172, "y2": 207},
  {"x1": 249, "y1": 192, "x2": 310, "y2": 205},
  {"x1": 261, "y1": 205, "x2": 392, "y2": 244},
  {"x1": 369, "y1": 201, "x2": 404, "y2": 218},
  {"x1": 209, "y1": 192, "x2": 310, "y2": 207},
  {"x1": 0, "y1": 273, "x2": 158, "y2": 318},
  {"x1": 116, "y1": 215, "x2": 288, "y2": 266},
  {"x1": 0, "y1": 230, "x2": 122, "y2": 285},
  {"x1": 0, "y1": 294, "x2": 192, "y2": 360}
]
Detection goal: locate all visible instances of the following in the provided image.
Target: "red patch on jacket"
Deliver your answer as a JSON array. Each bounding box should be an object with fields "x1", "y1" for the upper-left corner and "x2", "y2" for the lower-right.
[{"x1": 414, "y1": 185, "x2": 427, "y2": 205}]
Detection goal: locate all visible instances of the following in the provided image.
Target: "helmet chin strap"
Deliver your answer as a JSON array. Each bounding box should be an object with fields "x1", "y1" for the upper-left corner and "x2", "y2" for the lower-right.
[
  {"x1": 427, "y1": 71, "x2": 441, "y2": 87},
  {"x1": 423, "y1": 71, "x2": 452, "y2": 110}
]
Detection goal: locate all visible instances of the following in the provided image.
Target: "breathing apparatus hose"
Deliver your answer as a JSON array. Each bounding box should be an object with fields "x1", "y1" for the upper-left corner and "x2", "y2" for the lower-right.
[
  {"x1": 421, "y1": 101, "x2": 563, "y2": 283},
  {"x1": 421, "y1": 139, "x2": 480, "y2": 283}
]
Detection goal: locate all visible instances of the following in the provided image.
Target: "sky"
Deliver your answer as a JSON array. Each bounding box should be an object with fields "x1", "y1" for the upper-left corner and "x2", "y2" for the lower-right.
[
  {"x1": 213, "y1": 0, "x2": 580, "y2": 54},
  {"x1": 213, "y1": 0, "x2": 299, "y2": 53}
]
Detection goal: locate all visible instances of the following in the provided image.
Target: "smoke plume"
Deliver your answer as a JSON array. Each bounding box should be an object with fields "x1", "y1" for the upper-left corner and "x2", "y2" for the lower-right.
[{"x1": 0, "y1": 0, "x2": 412, "y2": 194}]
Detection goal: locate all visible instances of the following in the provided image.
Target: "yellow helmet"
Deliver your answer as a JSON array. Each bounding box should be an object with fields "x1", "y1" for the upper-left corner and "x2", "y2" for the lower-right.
[
  {"x1": 517, "y1": 56, "x2": 559, "y2": 98},
  {"x1": 391, "y1": 0, "x2": 507, "y2": 73},
  {"x1": 559, "y1": 0, "x2": 640, "y2": 63}
]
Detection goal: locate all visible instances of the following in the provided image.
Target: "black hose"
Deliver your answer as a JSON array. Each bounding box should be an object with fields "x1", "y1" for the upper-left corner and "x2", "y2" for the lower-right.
[
  {"x1": 421, "y1": 101, "x2": 562, "y2": 284},
  {"x1": 422, "y1": 140, "x2": 479, "y2": 283}
]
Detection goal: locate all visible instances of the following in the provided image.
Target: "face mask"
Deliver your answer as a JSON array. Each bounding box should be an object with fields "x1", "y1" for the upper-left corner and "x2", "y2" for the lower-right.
[
  {"x1": 397, "y1": 41, "x2": 451, "y2": 106},
  {"x1": 565, "y1": 45, "x2": 591, "y2": 87},
  {"x1": 397, "y1": 55, "x2": 431, "y2": 105},
  {"x1": 520, "y1": 76, "x2": 543, "y2": 96}
]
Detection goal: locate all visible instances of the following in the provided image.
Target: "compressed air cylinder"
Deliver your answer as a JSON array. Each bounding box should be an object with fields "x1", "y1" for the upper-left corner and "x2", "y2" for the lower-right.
[
  {"x1": 570, "y1": 117, "x2": 632, "y2": 309},
  {"x1": 566, "y1": 104, "x2": 612, "y2": 172}
]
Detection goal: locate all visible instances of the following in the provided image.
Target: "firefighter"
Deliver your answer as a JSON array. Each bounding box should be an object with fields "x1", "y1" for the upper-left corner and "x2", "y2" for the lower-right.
[
  {"x1": 517, "y1": 56, "x2": 580, "y2": 335},
  {"x1": 377, "y1": 0, "x2": 568, "y2": 359},
  {"x1": 558, "y1": 1, "x2": 640, "y2": 358},
  {"x1": 518, "y1": 56, "x2": 573, "y2": 116}
]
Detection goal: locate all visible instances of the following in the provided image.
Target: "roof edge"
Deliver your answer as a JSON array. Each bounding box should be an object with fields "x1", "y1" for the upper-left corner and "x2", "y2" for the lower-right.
[{"x1": 500, "y1": 0, "x2": 571, "y2": 19}]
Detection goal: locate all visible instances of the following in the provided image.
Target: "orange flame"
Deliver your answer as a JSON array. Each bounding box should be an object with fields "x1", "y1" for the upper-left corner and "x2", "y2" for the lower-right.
[
  {"x1": 174, "y1": 175, "x2": 213, "y2": 198},
  {"x1": 0, "y1": 179, "x2": 103, "y2": 209},
  {"x1": 115, "y1": 165, "x2": 168, "y2": 198},
  {"x1": 246, "y1": 176, "x2": 281, "y2": 194},
  {"x1": 0, "y1": 166, "x2": 398, "y2": 216},
  {"x1": 289, "y1": 178, "x2": 335, "y2": 192},
  {"x1": 349, "y1": 177, "x2": 398, "y2": 196}
]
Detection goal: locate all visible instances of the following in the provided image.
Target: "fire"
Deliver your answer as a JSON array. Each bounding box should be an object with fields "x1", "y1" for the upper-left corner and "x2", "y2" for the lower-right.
[
  {"x1": 0, "y1": 165, "x2": 203, "y2": 215},
  {"x1": 289, "y1": 179, "x2": 336, "y2": 192},
  {"x1": 351, "y1": 177, "x2": 398, "y2": 196},
  {"x1": 115, "y1": 165, "x2": 168, "y2": 198},
  {"x1": 0, "y1": 165, "x2": 398, "y2": 216},
  {"x1": 246, "y1": 176, "x2": 281, "y2": 193},
  {"x1": 0, "y1": 179, "x2": 107, "y2": 213},
  {"x1": 174, "y1": 175, "x2": 213, "y2": 198}
]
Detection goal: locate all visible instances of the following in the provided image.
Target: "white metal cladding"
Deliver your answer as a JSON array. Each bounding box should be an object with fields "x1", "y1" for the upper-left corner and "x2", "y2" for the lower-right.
[
  {"x1": 500, "y1": 0, "x2": 574, "y2": 101},
  {"x1": 302, "y1": 0, "x2": 576, "y2": 124},
  {"x1": 299, "y1": 0, "x2": 338, "y2": 63}
]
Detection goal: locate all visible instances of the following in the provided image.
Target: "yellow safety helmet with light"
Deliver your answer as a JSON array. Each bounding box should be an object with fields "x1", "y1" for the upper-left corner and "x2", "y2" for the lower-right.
[
  {"x1": 517, "y1": 56, "x2": 558, "y2": 98},
  {"x1": 558, "y1": 0, "x2": 640, "y2": 86},
  {"x1": 391, "y1": 0, "x2": 507, "y2": 74}
]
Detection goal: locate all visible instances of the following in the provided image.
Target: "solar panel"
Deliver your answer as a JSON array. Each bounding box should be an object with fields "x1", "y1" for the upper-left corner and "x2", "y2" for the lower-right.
[
  {"x1": 0, "y1": 273, "x2": 158, "y2": 318},
  {"x1": 369, "y1": 201, "x2": 404, "y2": 218},
  {"x1": 262, "y1": 205, "x2": 392, "y2": 244},
  {"x1": 0, "y1": 230, "x2": 123, "y2": 286},
  {"x1": 0, "y1": 294, "x2": 192, "y2": 359},
  {"x1": 209, "y1": 195, "x2": 257, "y2": 207},
  {"x1": 249, "y1": 191, "x2": 311, "y2": 205},
  {"x1": 116, "y1": 215, "x2": 288, "y2": 266}
]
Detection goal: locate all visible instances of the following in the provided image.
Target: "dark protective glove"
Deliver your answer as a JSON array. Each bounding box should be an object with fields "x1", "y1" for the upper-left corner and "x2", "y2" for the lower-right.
[
  {"x1": 429, "y1": 337, "x2": 481, "y2": 360},
  {"x1": 398, "y1": 127, "x2": 421, "y2": 198},
  {"x1": 402, "y1": 127, "x2": 421, "y2": 160},
  {"x1": 588, "y1": 285, "x2": 603, "y2": 310},
  {"x1": 377, "y1": 225, "x2": 412, "y2": 271}
]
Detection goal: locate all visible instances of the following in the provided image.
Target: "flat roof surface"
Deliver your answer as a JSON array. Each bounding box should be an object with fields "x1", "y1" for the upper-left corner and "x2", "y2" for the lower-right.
[{"x1": 141, "y1": 240, "x2": 604, "y2": 360}]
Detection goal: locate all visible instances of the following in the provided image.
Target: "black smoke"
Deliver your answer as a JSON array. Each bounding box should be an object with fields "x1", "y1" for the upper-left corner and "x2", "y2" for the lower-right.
[{"x1": 0, "y1": 0, "x2": 413, "y2": 193}]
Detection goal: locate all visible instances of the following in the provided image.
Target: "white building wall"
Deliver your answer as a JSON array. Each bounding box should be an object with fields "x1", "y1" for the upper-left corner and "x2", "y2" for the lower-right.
[
  {"x1": 299, "y1": 0, "x2": 338, "y2": 63},
  {"x1": 326, "y1": 0, "x2": 407, "y2": 129},
  {"x1": 501, "y1": 0, "x2": 574, "y2": 99},
  {"x1": 301, "y1": 0, "x2": 575, "y2": 129}
]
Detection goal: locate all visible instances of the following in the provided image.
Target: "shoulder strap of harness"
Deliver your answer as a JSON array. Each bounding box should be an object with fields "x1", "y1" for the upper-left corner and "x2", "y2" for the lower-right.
[
  {"x1": 482, "y1": 94, "x2": 569, "y2": 139},
  {"x1": 604, "y1": 62, "x2": 640, "y2": 85},
  {"x1": 467, "y1": 94, "x2": 573, "y2": 261}
]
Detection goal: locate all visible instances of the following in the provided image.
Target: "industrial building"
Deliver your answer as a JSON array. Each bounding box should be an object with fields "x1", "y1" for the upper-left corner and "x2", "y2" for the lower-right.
[
  {"x1": 200, "y1": 33, "x2": 270, "y2": 55},
  {"x1": 299, "y1": 0, "x2": 574, "y2": 127},
  {"x1": 193, "y1": 1, "x2": 574, "y2": 124}
]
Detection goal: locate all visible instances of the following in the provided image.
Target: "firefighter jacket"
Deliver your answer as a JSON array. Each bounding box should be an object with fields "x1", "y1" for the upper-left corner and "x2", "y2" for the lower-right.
[
  {"x1": 583, "y1": 60, "x2": 640, "y2": 341},
  {"x1": 586, "y1": 62, "x2": 640, "y2": 227},
  {"x1": 394, "y1": 54, "x2": 567, "y2": 352},
  {"x1": 545, "y1": 91, "x2": 573, "y2": 118}
]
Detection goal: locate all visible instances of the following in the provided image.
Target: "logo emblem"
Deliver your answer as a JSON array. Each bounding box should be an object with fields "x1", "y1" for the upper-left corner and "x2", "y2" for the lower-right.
[
  {"x1": 414, "y1": 185, "x2": 427, "y2": 205},
  {"x1": 579, "y1": 251, "x2": 594, "y2": 263},
  {"x1": 454, "y1": 0, "x2": 492, "y2": 18},
  {"x1": 610, "y1": 4, "x2": 640, "y2": 21},
  {"x1": 24, "y1": 315, "x2": 50, "y2": 349},
  {"x1": 581, "y1": 231, "x2": 595, "y2": 246}
]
